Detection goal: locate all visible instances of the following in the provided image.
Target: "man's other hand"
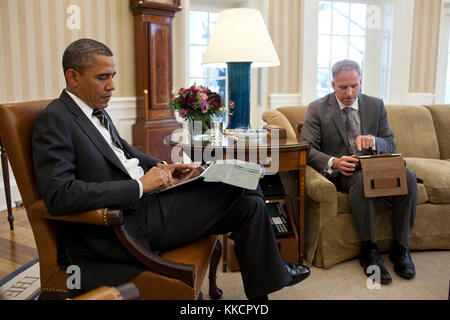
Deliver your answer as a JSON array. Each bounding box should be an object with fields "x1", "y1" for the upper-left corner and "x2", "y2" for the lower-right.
[{"x1": 332, "y1": 155, "x2": 360, "y2": 176}]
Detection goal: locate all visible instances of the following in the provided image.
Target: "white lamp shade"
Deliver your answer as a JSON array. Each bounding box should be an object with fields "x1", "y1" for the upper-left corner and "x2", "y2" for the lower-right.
[{"x1": 202, "y1": 8, "x2": 280, "y2": 68}]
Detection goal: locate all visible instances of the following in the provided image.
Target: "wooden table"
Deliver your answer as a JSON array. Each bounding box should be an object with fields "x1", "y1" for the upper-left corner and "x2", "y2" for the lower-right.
[
  {"x1": 164, "y1": 132, "x2": 310, "y2": 271},
  {"x1": 0, "y1": 137, "x2": 14, "y2": 230}
]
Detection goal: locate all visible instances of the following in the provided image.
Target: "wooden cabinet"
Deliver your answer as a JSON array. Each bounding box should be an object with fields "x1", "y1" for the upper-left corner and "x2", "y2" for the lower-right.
[{"x1": 130, "y1": 0, "x2": 182, "y2": 162}]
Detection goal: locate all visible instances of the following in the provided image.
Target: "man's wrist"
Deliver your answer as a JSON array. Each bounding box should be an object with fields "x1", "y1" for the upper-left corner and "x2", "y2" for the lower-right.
[
  {"x1": 324, "y1": 157, "x2": 335, "y2": 174},
  {"x1": 135, "y1": 179, "x2": 143, "y2": 198}
]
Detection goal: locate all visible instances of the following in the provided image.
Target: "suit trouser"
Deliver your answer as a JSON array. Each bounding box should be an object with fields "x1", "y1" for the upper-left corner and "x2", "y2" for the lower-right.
[
  {"x1": 331, "y1": 168, "x2": 418, "y2": 246},
  {"x1": 148, "y1": 181, "x2": 291, "y2": 299}
]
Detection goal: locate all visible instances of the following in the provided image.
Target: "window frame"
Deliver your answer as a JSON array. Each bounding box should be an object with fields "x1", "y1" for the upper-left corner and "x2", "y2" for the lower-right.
[
  {"x1": 301, "y1": 0, "x2": 390, "y2": 104},
  {"x1": 435, "y1": 1, "x2": 450, "y2": 104},
  {"x1": 187, "y1": 7, "x2": 228, "y2": 103}
]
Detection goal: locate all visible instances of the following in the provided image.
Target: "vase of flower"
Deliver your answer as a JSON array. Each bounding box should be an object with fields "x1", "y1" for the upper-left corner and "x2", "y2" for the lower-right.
[
  {"x1": 186, "y1": 116, "x2": 212, "y2": 141},
  {"x1": 170, "y1": 85, "x2": 234, "y2": 141}
]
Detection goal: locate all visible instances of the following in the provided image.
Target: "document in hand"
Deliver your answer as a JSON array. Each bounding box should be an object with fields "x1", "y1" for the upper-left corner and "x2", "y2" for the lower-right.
[{"x1": 203, "y1": 159, "x2": 263, "y2": 190}]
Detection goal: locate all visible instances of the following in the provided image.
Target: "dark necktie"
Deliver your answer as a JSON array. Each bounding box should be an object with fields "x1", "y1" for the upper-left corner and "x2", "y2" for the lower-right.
[
  {"x1": 342, "y1": 107, "x2": 359, "y2": 154},
  {"x1": 92, "y1": 109, "x2": 124, "y2": 150}
]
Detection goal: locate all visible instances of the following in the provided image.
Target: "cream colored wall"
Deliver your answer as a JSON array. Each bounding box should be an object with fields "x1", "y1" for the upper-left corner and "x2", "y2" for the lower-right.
[
  {"x1": 266, "y1": 0, "x2": 302, "y2": 97},
  {"x1": 409, "y1": 0, "x2": 442, "y2": 94},
  {"x1": 0, "y1": 0, "x2": 444, "y2": 103},
  {"x1": 0, "y1": 0, "x2": 135, "y2": 103}
]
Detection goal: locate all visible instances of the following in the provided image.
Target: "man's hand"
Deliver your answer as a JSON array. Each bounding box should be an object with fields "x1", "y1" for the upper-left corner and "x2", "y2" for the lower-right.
[
  {"x1": 355, "y1": 135, "x2": 375, "y2": 152},
  {"x1": 332, "y1": 155, "x2": 360, "y2": 176},
  {"x1": 156, "y1": 163, "x2": 200, "y2": 183},
  {"x1": 139, "y1": 166, "x2": 174, "y2": 194}
]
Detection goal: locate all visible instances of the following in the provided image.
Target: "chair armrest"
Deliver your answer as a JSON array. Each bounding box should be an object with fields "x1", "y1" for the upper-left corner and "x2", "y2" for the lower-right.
[
  {"x1": 112, "y1": 224, "x2": 197, "y2": 288},
  {"x1": 27, "y1": 199, "x2": 197, "y2": 287},
  {"x1": 73, "y1": 283, "x2": 140, "y2": 300},
  {"x1": 26, "y1": 199, "x2": 123, "y2": 226},
  {"x1": 305, "y1": 165, "x2": 339, "y2": 226},
  {"x1": 305, "y1": 165, "x2": 337, "y2": 203}
]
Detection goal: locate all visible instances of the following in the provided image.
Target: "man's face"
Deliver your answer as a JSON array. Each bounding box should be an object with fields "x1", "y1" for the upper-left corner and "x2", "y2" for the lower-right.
[
  {"x1": 72, "y1": 54, "x2": 116, "y2": 109},
  {"x1": 332, "y1": 70, "x2": 362, "y2": 106}
]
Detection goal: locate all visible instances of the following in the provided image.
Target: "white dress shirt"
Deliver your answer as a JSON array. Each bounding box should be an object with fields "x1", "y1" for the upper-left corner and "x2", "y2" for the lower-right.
[{"x1": 65, "y1": 90, "x2": 144, "y2": 197}]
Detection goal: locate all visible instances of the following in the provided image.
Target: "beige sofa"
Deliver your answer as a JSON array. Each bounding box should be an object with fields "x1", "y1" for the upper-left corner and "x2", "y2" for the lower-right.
[{"x1": 263, "y1": 104, "x2": 450, "y2": 268}]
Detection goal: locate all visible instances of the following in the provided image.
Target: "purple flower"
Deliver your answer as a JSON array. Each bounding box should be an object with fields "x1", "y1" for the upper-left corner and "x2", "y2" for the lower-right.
[
  {"x1": 179, "y1": 108, "x2": 188, "y2": 118},
  {"x1": 200, "y1": 99, "x2": 209, "y2": 113}
]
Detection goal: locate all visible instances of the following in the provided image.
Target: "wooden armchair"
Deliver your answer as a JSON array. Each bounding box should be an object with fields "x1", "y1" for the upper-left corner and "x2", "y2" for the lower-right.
[{"x1": 0, "y1": 100, "x2": 223, "y2": 300}]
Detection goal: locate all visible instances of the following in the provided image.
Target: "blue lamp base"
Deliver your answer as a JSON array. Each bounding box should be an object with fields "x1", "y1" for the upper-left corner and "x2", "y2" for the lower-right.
[{"x1": 227, "y1": 62, "x2": 251, "y2": 129}]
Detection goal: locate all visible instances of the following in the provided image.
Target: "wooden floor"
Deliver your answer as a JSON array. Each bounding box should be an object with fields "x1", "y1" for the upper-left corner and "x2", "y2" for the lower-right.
[{"x1": 0, "y1": 207, "x2": 38, "y2": 280}]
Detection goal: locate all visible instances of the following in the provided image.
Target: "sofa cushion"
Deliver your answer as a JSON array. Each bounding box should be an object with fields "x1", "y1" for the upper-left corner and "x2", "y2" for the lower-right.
[
  {"x1": 424, "y1": 105, "x2": 450, "y2": 160},
  {"x1": 262, "y1": 110, "x2": 297, "y2": 140},
  {"x1": 385, "y1": 105, "x2": 440, "y2": 159},
  {"x1": 405, "y1": 158, "x2": 450, "y2": 204}
]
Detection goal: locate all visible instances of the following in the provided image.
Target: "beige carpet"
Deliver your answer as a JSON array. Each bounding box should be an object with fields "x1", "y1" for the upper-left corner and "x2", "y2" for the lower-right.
[{"x1": 201, "y1": 250, "x2": 450, "y2": 300}]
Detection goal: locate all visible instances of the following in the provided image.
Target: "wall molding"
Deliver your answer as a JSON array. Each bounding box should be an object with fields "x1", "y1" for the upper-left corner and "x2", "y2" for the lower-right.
[
  {"x1": 269, "y1": 93, "x2": 303, "y2": 109},
  {"x1": 402, "y1": 93, "x2": 435, "y2": 106}
]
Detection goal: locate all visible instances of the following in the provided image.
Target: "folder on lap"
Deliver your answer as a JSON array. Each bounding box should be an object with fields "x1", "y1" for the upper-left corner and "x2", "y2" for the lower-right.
[{"x1": 357, "y1": 153, "x2": 408, "y2": 198}]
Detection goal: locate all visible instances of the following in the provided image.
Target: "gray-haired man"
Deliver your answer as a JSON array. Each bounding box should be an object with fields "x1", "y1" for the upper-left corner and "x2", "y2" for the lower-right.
[{"x1": 301, "y1": 59, "x2": 417, "y2": 284}]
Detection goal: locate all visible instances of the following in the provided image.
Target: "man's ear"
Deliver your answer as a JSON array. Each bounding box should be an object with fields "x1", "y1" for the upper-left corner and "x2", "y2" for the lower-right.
[
  {"x1": 331, "y1": 81, "x2": 336, "y2": 90},
  {"x1": 65, "y1": 69, "x2": 79, "y2": 87}
]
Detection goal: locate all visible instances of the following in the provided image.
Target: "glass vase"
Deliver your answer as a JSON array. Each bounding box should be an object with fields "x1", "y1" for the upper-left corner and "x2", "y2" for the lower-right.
[{"x1": 187, "y1": 116, "x2": 212, "y2": 141}]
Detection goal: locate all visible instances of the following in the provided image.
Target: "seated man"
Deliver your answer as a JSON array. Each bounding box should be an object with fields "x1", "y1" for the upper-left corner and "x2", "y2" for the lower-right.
[
  {"x1": 301, "y1": 60, "x2": 417, "y2": 284},
  {"x1": 32, "y1": 38, "x2": 310, "y2": 299}
]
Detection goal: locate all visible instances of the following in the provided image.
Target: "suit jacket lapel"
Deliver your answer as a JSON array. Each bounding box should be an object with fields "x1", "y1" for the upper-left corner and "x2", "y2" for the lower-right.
[
  {"x1": 358, "y1": 94, "x2": 370, "y2": 135},
  {"x1": 328, "y1": 93, "x2": 351, "y2": 152},
  {"x1": 59, "y1": 91, "x2": 131, "y2": 177}
]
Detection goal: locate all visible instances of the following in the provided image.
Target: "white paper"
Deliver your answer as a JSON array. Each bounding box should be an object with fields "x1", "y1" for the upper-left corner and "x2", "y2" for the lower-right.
[{"x1": 203, "y1": 159, "x2": 262, "y2": 190}]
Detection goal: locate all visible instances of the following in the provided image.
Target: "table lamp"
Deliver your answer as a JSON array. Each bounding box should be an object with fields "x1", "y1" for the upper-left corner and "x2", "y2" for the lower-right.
[{"x1": 202, "y1": 8, "x2": 280, "y2": 129}]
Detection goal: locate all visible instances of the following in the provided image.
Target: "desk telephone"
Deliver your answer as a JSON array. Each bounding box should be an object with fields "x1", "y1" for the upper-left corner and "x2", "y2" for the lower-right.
[{"x1": 265, "y1": 198, "x2": 293, "y2": 237}]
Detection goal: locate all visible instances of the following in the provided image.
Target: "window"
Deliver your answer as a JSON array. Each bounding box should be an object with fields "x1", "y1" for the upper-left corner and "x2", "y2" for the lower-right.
[
  {"x1": 188, "y1": 10, "x2": 226, "y2": 101},
  {"x1": 445, "y1": 32, "x2": 450, "y2": 103},
  {"x1": 317, "y1": 1, "x2": 368, "y2": 98},
  {"x1": 435, "y1": 2, "x2": 450, "y2": 104}
]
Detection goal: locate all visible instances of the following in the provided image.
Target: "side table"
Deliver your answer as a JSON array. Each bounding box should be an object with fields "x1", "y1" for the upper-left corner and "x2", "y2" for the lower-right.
[{"x1": 164, "y1": 133, "x2": 310, "y2": 272}]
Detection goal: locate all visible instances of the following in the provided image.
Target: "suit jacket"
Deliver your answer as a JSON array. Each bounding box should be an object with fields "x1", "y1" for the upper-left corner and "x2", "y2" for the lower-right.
[
  {"x1": 32, "y1": 90, "x2": 164, "y2": 293},
  {"x1": 301, "y1": 93, "x2": 396, "y2": 175}
]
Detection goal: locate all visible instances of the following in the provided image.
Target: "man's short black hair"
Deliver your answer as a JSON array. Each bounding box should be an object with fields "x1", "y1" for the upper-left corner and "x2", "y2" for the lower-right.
[{"x1": 62, "y1": 38, "x2": 113, "y2": 75}]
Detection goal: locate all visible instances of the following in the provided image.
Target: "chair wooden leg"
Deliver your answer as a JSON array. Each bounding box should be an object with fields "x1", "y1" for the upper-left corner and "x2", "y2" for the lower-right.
[
  {"x1": 37, "y1": 291, "x2": 67, "y2": 300},
  {"x1": 208, "y1": 240, "x2": 223, "y2": 300}
]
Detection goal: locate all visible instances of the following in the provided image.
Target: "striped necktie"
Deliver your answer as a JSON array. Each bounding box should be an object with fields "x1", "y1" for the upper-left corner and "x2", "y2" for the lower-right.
[
  {"x1": 342, "y1": 106, "x2": 359, "y2": 154},
  {"x1": 92, "y1": 108, "x2": 124, "y2": 150}
]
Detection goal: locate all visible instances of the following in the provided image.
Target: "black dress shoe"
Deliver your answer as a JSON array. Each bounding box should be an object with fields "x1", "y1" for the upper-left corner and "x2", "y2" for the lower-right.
[
  {"x1": 389, "y1": 242, "x2": 415, "y2": 279},
  {"x1": 285, "y1": 263, "x2": 311, "y2": 286},
  {"x1": 359, "y1": 247, "x2": 392, "y2": 285}
]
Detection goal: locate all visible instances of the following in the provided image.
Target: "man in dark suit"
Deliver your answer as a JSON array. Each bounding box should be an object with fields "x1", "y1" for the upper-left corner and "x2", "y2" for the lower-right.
[
  {"x1": 301, "y1": 60, "x2": 417, "y2": 284},
  {"x1": 32, "y1": 38, "x2": 310, "y2": 299}
]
